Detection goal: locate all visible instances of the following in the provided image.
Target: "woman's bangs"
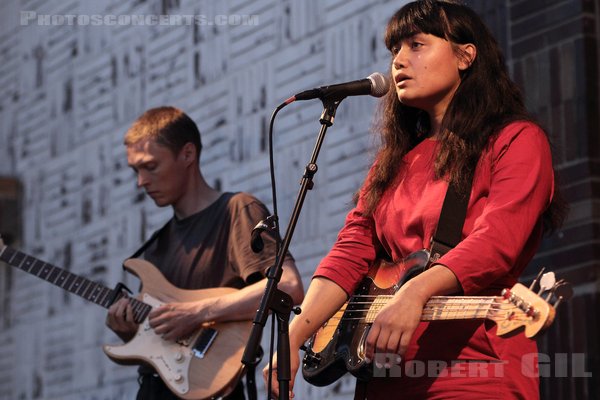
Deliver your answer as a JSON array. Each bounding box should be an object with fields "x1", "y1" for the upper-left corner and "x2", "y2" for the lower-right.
[{"x1": 384, "y1": 2, "x2": 449, "y2": 50}]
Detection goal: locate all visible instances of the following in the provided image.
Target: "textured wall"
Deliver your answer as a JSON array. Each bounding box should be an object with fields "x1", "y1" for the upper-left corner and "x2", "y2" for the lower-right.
[
  {"x1": 506, "y1": 0, "x2": 600, "y2": 398},
  {"x1": 0, "y1": 0, "x2": 398, "y2": 399}
]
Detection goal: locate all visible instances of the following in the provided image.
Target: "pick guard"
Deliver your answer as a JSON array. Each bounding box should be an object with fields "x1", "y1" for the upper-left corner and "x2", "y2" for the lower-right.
[{"x1": 104, "y1": 293, "x2": 195, "y2": 395}]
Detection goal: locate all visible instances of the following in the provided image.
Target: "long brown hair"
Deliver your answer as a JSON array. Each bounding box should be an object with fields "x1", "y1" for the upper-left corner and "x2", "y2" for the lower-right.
[{"x1": 362, "y1": 0, "x2": 566, "y2": 232}]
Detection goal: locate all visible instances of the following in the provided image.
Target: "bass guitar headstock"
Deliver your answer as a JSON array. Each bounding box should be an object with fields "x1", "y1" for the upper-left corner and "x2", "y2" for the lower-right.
[{"x1": 495, "y1": 269, "x2": 572, "y2": 338}]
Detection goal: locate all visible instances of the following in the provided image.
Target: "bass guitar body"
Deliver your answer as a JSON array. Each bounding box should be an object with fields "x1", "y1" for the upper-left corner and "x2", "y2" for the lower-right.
[{"x1": 302, "y1": 250, "x2": 431, "y2": 386}]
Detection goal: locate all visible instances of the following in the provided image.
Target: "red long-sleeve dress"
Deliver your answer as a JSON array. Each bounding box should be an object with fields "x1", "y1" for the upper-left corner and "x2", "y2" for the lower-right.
[{"x1": 314, "y1": 121, "x2": 554, "y2": 399}]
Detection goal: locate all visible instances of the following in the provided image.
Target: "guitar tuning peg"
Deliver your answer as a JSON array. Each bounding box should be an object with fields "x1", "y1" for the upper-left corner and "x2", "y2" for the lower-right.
[
  {"x1": 552, "y1": 282, "x2": 573, "y2": 309},
  {"x1": 529, "y1": 268, "x2": 546, "y2": 290},
  {"x1": 538, "y1": 272, "x2": 556, "y2": 295}
]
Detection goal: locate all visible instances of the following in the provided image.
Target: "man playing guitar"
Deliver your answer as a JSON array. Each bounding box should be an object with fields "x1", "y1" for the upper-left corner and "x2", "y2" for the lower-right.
[{"x1": 106, "y1": 106, "x2": 304, "y2": 399}]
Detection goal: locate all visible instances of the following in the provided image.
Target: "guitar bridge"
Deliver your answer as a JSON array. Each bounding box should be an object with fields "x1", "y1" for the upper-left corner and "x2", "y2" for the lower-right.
[
  {"x1": 301, "y1": 344, "x2": 321, "y2": 365},
  {"x1": 191, "y1": 328, "x2": 218, "y2": 359}
]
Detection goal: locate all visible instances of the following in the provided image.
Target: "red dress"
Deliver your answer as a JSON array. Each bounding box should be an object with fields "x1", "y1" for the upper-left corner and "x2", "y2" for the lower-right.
[{"x1": 314, "y1": 121, "x2": 554, "y2": 399}]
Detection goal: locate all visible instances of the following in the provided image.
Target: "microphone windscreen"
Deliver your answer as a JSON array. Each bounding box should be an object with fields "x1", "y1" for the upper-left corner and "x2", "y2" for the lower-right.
[{"x1": 368, "y1": 72, "x2": 390, "y2": 98}]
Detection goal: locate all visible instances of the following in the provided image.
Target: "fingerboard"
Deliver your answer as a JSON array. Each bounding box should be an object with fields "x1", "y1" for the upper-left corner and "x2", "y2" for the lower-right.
[
  {"x1": 0, "y1": 245, "x2": 152, "y2": 323},
  {"x1": 363, "y1": 295, "x2": 496, "y2": 323}
]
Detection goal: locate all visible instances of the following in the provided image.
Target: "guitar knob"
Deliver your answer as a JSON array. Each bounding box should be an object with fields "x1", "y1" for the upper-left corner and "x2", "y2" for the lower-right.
[
  {"x1": 174, "y1": 374, "x2": 184, "y2": 383},
  {"x1": 174, "y1": 352, "x2": 184, "y2": 362}
]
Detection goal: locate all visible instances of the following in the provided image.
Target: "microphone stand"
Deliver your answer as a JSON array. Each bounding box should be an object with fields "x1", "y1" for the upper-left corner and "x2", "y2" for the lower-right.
[{"x1": 242, "y1": 98, "x2": 343, "y2": 400}]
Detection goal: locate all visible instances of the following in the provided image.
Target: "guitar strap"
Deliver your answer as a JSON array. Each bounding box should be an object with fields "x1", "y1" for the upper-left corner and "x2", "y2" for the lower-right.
[
  {"x1": 129, "y1": 220, "x2": 170, "y2": 259},
  {"x1": 354, "y1": 175, "x2": 474, "y2": 400},
  {"x1": 109, "y1": 221, "x2": 171, "y2": 296},
  {"x1": 429, "y1": 174, "x2": 474, "y2": 262}
]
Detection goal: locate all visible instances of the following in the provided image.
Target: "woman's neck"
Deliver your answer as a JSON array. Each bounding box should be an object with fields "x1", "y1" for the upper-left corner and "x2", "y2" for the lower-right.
[{"x1": 428, "y1": 108, "x2": 445, "y2": 139}]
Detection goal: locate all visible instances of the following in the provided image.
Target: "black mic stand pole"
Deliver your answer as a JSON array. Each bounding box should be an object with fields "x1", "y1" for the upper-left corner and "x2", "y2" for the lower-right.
[{"x1": 242, "y1": 98, "x2": 343, "y2": 400}]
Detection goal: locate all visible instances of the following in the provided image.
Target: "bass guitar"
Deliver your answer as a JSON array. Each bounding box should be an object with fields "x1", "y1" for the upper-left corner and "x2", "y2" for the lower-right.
[
  {"x1": 302, "y1": 249, "x2": 570, "y2": 386},
  {"x1": 0, "y1": 236, "x2": 250, "y2": 400}
]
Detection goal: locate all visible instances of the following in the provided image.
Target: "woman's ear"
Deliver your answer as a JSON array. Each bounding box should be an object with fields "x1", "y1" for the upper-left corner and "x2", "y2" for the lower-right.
[{"x1": 458, "y1": 43, "x2": 477, "y2": 71}]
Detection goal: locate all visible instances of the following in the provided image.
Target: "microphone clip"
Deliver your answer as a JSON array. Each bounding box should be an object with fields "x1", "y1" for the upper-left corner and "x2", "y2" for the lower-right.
[{"x1": 250, "y1": 215, "x2": 278, "y2": 253}]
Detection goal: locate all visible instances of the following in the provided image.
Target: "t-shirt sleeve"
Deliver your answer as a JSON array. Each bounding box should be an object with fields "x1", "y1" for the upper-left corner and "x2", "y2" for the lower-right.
[
  {"x1": 228, "y1": 193, "x2": 294, "y2": 283},
  {"x1": 438, "y1": 122, "x2": 555, "y2": 295},
  {"x1": 313, "y1": 208, "x2": 380, "y2": 296},
  {"x1": 313, "y1": 173, "x2": 382, "y2": 296}
]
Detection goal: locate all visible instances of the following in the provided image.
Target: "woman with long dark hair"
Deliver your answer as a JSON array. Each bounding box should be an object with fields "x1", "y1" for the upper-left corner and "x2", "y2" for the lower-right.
[{"x1": 265, "y1": 1, "x2": 566, "y2": 398}]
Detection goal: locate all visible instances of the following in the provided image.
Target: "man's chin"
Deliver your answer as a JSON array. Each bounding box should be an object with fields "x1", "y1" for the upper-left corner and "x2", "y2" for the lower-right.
[{"x1": 150, "y1": 197, "x2": 170, "y2": 207}]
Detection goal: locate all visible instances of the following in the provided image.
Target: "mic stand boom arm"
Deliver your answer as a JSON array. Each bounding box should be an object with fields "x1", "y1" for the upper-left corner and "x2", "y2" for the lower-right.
[{"x1": 242, "y1": 99, "x2": 343, "y2": 400}]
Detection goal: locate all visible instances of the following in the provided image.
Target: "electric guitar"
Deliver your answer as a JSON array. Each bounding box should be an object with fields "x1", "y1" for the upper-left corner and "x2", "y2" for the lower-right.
[
  {"x1": 301, "y1": 249, "x2": 571, "y2": 386},
  {"x1": 0, "y1": 236, "x2": 250, "y2": 400}
]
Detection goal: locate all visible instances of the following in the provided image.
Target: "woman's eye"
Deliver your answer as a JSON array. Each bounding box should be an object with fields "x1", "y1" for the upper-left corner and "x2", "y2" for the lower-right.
[{"x1": 411, "y1": 42, "x2": 423, "y2": 49}]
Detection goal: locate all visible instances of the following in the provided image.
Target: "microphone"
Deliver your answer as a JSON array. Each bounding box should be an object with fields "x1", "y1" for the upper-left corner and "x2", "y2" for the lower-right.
[{"x1": 287, "y1": 72, "x2": 390, "y2": 103}]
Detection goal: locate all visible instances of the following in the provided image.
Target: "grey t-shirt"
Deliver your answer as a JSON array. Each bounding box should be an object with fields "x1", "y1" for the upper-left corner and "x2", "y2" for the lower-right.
[
  {"x1": 137, "y1": 192, "x2": 290, "y2": 381},
  {"x1": 143, "y1": 192, "x2": 287, "y2": 289}
]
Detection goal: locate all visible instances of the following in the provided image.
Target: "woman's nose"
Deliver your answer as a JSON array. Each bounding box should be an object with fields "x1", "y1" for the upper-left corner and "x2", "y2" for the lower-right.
[{"x1": 392, "y1": 47, "x2": 407, "y2": 69}]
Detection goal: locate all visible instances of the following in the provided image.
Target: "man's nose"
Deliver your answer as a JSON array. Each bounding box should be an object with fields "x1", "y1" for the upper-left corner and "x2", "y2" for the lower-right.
[{"x1": 137, "y1": 171, "x2": 148, "y2": 187}]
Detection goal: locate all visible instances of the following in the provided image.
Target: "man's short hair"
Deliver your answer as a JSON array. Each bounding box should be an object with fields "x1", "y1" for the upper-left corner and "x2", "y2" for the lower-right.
[{"x1": 124, "y1": 106, "x2": 202, "y2": 159}]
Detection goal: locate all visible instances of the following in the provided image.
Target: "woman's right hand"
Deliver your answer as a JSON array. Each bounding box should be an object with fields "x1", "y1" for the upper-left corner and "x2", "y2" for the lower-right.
[{"x1": 262, "y1": 345, "x2": 301, "y2": 399}]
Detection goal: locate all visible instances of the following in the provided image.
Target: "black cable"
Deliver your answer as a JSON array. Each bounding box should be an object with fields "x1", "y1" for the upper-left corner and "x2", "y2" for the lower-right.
[{"x1": 265, "y1": 100, "x2": 290, "y2": 398}]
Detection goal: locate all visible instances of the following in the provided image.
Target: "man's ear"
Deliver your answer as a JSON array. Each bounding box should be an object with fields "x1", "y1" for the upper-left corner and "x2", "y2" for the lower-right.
[
  {"x1": 458, "y1": 43, "x2": 477, "y2": 71},
  {"x1": 180, "y1": 142, "x2": 197, "y2": 164}
]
